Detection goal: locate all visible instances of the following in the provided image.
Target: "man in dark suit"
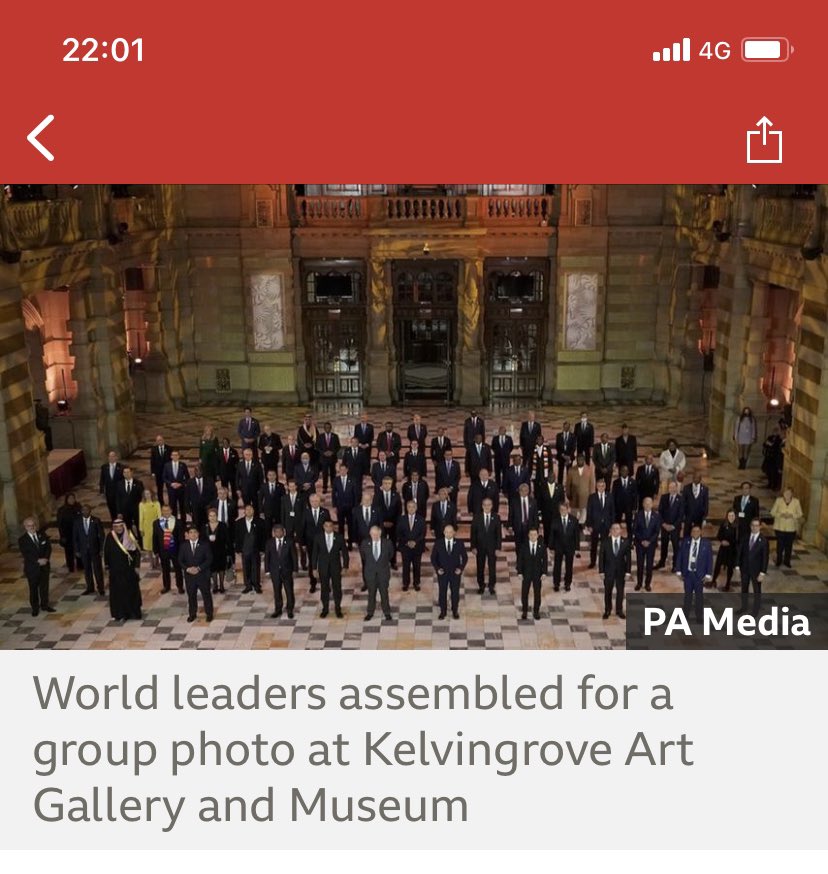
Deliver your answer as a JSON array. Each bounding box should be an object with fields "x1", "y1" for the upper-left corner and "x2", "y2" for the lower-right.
[
  {"x1": 217, "y1": 439, "x2": 240, "y2": 502},
  {"x1": 316, "y1": 422, "x2": 341, "y2": 493},
  {"x1": 467, "y1": 468, "x2": 500, "y2": 516},
  {"x1": 676, "y1": 524, "x2": 713, "y2": 623},
  {"x1": 429, "y1": 427, "x2": 452, "y2": 467},
  {"x1": 402, "y1": 469, "x2": 430, "y2": 517},
  {"x1": 467, "y1": 433, "x2": 493, "y2": 479},
  {"x1": 210, "y1": 486, "x2": 235, "y2": 528},
  {"x1": 396, "y1": 499, "x2": 426, "y2": 591},
  {"x1": 73, "y1": 505, "x2": 105, "y2": 595},
  {"x1": 519, "y1": 412, "x2": 542, "y2": 466},
  {"x1": 19, "y1": 517, "x2": 54, "y2": 616},
  {"x1": 301, "y1": 494, "x2": 330, "y2": 591},
  {"x1": 258, "y1": 469, "x2": 285, "y2": 535},
  {"x1": 470, "y1": 497, "x2": 502, "y2": 595},
  {"x1": 403, "y1": 440, "x2": 428, "y2": 480},
  {"x1": 185, "y1": 463, "x2": 217, "y2": 530},
  {"x1": 341, "y1": 435, "x2": 362, "y2": 479},
  {"x1": 430, "y1": 524, "x2": 468, "y2": 620},
  {"x1": 99, "y1": 450, "x2": 124, "y2": 519},
  {"x1": 152, "y1": 505, "x2": 184, "y2": 593},
  {"x1": 234, "y1": 504, "x2": 264, "y2": 594},
  {"x1": 585, "y1": 480, "x2": 615, "y2": 569},
  {"x1": 150, "y1": 435, "x2": 172, "y2": 504},
  {"x1": 463, "y1": 411, "x2": 485, "y2": 456},
  {"x1": 739, "y1": 517, "x2": 769, "y2": 614},
  {"x1": 374, "y1": 476, "x2": 402, "y2": 570},
  {"x1": 509, "y1": 483, "x2": 537, "y2": 549},
  {"x1": 280, "y1": 436, "x2": 300, "y2": 483},
  {"x1": 406, "y1": 414, "x2": 428, "y2": 448},
  {"x1": 656, "y1": 481, "x2": 685, "y2": 572},
  {"x1": 237, "y1": 406, "x2": 261, "y2": 459},
  {"x1": 376, "y1": 421, "x2": 402, "y2": 465},
  {"x1": 517, "y1": 527, "x2": 548, "y2": 620},
  {"x1": 115, "y1": 466, "x2": 144, "y2": 531},
  {"x1": 354, "y1": 413, "x2": 374, "y2": 478},
  {"x1": 264, "y1": 523, "x2": 295, "y2": 619},
  {"x1": 554, "y1": 423, "x2": 576, "y2": 485},
  {"x1": 236, "y1": 448, "x2": 263, "y2": 512},
  {"x1": 370, "y1": 451, "x2": 397, "y2": 492},
  {"x1": 297, "y1": 413, "x2": 319, "y2": 464},
  {"x1": 574, "y1": 412, "x2": 595, "y2": 465},
  {"x1": 504, "y1": 455, "x2": 531, "y2": 499},
  {"x1": 611, "y1": 466, "x2": 638, "y2": 530},
  {"x1": 353, "y1": 493, "x2": 381, "y2": 549},
  {"x1": 361, "y1": 526, "x2": 393, "y2": 621},
  {"x1": 599, "y1": 522, "x2": 632, "y2": 619},
  {"x1": 430, "y1": 488, "x2": 458, "y2": 539},
  {"x1": 163, "y1": 450, "x2": 189, "y2": 519},
  {"x1": 733, "y1": 482, "x2": 760, "y2": 542},
  {"x1": 550, "y1": 501, "x2": 579, "y2": 592},
  {"x1": 614, "y1": 424, "x2": 638, "y2": 475},
  {"x1": 529, "y1": 434, "x2": 556, "y2": 490},
  {"x1": 491, "y1": 425, "x2": 515, "y2": 490},
  {"x1": 435, "y1": 449, "x2": 461, "y2": 501},
  {"x1": 280, "y1": 480, "x2": 305, "y2": 569},
  {"x1": 331, "y1": 462, "x2": 359, "y2": 547},
  {"x1": 593, "y1": 433, "x2": 616, "y2": 489},
  {"x1": 293, "y1": 452, "x2": 319, "y2": 501},
  {"x1": 538, "y1": 475, "x2": 566, "y2": 545},
  {"x1": 635, "y1": 455, "x2": 660, "y2": 503},
  {"x1": 179, "y1": 525, "x2": 214, "y2": 622},
  {"x1": 313, "y1": 518, "x2": 349, "y2": 618},
  {"x1": 633, "y1": 496, "x2": 661, "y2": 591},
  {"x1": 682, "y1": 472, "x2": 709, "y2": 538}
]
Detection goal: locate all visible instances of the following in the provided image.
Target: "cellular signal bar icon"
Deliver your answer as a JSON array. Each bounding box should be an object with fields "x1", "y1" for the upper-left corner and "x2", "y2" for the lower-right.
[{"x1": 652, "y1": 38, "x2": 691, "y2": 62}]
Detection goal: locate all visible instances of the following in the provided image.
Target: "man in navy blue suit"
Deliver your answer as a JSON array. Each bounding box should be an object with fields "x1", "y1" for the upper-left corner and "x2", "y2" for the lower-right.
[
  {"x1": 491, "y1": 425, "x2": 514, "y2": 490},
  {"x1": 681, "y1": 471, "x2": 709, "y2": 538},
  {"x1": 237, "y1": 406, "x2": 261, "y2": 460},
  {"x1": 504, "y1": 455, "x2": 531, "y2": 499},
  {"x1": 633, "y1": 496, "x2": 661, "y2": 591},
  {"x1": 676, "y1": 523, "x2": 713, "y2": 622},
  {"x1": 430, "y1": 524, "x2": 468, "y2": 620},
  {"x1": 656, "y1": 481, "x2": 685, "y2": 572},
  {"x1": 331, "y1": 462, "x2": 360, "y2": 548}
]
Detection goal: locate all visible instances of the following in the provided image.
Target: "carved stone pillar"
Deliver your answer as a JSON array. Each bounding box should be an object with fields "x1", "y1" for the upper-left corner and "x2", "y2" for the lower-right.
[
  {"x1": 154, "y1": 241, "x2": 188, "y2": 407},
  {"x1": 134, "y1": 264, "x2": 176, "y2": 411},
  {"x1": 456, "y1": 257, "x2": 484, "y2": 406},
  {"x1": 365, "y1": 255, "x2": 393, "y2": 405}
]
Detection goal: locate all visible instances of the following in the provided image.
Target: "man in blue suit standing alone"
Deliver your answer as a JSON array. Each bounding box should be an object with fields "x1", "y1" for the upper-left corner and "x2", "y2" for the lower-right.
[{"x1": 676, "y1": 523, "x2": 713, "y2": 623}]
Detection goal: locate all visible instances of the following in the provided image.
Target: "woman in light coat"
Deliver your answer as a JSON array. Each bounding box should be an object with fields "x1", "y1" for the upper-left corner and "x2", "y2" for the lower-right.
[
  {"x1": 769, "y1": 487, "x2": 803, "y2": 568},
  {"x1": 658, "y1": 439, "x2": 687, "y2": 488},
  {"x1": 733, "y1": 406, "x2": 757, "y2": 469}
]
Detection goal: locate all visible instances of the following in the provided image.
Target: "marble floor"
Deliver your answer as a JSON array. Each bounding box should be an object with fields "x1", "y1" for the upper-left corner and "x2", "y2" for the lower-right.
[{"x1": 1, "y1": 402, "x2": 825, "y2": 650}]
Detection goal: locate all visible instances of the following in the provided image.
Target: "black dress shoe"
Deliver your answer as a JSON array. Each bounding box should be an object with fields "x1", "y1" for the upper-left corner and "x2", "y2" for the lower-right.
[
  {"x1": 335, "y1": 608, "x2": 343, "y2": 619},
  {"x1": 31, "y1": 609, "x2": 39, "y2": 617},
  {"x1": 402, "y1": 586, "x2": 409, "y2": 592},
  {"x1": 521, "y1": 611, "x2": 528, "y2": 620},
  {"x1": 588, "y1": 563, "x2": 596, "y2": 569},
  {"x1": 478, "y1": 587, "x2": 485, "y2": 594},
  {"x1": 161, "y1": 587, "x2": 171, "y2": 593},
  {"x1": 177, "y1": 587, "x2": 184, "y2": 594},
  {"x1": 634, "y1": 583, "x2": 642, "y2": 591},
  {"x1": 452, "y1": 611, "x2": 460, "y2": 619},
  {"x1": 654, "y1": 562, "x2": 665, "y2": 570},
  {"x1": 645, "y1": 584, "x2": 652, "y2": 592},
  {"x1": 271, "y1": 611, "x2": 282, "y2": 619},
  {"x1": 82, "y1": 588, "x2": 94, "y2": 595},
  {"x1": 360, "y1": 585, "x2": 368, "y2": 592},
  {"x1": 320, "y1": 608, "x2": 329, "y2": 618},
  {"x1": 383, "y1": 613, "x2": 392, "y2": 621},
  {"x1": 187, "y1": 616, "x2": 196, "y2": 622},
  {"x1": 575, "y1": 552, "x2": 581, "y2": 559},
  {"x1": 219, "y1": 585, "x2": 226, "y2": 593},
  {"x1": 364, "y1": 613, "x2": 374, "y2": 621},
  {"x1": 242, "y1": 586, "x2": 252, "y2": 594},
  {"x1": 414, "y1": 584, "x2": 421, "y2": 591},
  {"x1": 254, "y1": 587, "x2": 262, "y2": 594},
  {"x1": 42, "y1": 606, "x2": 56, "y2": 613},
  {"x1": 488, "y1": 588, "x2": 495, "y2": 595},
  {"x1": 564, "y1": 585, "x2": 571, "y2": 592},
  {"x1": 616, "y1": 611, "x2": 626, "y2": 619},
  {"x1": 602, "y1": 611, "x2": 610, "y2": 620},
  {"x1": 212, "y1": 586, "x2": 219, "y2": 594},
  {"x1": 553, "y1": 585, "x2": 560, "y2": 592},
  {"x1": 206, "y1": 615, "x2": 213, "y2": 622},
  {"x1": 439, "y1": 611, "x2": 447, "y2": 620},
  {"x1": 533, "y1": 610, "x2": 541, "y2": 620},
  {"x1": 309, "y1": 585, "x2": 317, "y2": 594},
  {"x1": 287, "y1": 611, "x2": 294, "y2": 619}
]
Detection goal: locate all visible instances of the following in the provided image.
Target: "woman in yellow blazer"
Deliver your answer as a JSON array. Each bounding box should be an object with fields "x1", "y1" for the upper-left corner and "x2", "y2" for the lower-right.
[
  {"x1": 138, "y1": 488, "x2": 162, "y2": 566},
  {"x1": 770, "y1": 487, "x2": 803, "y2": 568}
]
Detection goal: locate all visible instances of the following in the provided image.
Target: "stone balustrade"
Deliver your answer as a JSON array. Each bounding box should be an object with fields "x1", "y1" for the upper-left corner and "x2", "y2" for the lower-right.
[
  {"x1": 752, "y1": 196, "x2": 816, "y2": 247},
  {"x1": 2, "y1": 198, "x2": 82, "y2": 251}
]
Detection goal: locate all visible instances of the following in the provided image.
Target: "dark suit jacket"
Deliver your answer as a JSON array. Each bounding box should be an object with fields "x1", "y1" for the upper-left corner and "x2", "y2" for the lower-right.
[
  {"x1": 435, "y1": 459, "x2": 461, "y2": 495},
  {"x1": 658, "y1": 493, "x2": 685, "y2": 530},
  {"x1": 519, "y1": 421, "x2": 542, "y2": 458},
  {"x1": 236, "y1": 461, "x2": 263, "y2": 503},
  {"x1": 186, "y1": 477, "x2": 217, "y2": 516},
  {"x1": 677, "y1": 536, "x2": 714, "y2": 581},
  {"x1": 614, "y1": 434, "x2": 638, "y2": 473},
  {"x1": 150, "y1": 445, "x2": 173, "y2": 480},
  {"x1": 599, "y1": 537, "x2": 632, "y2": 580},
  {"x1": 401, "y1": 478, "x2": 430, "y2": 516},
  {"x1": 406, "y1": 423, "x2": 428, "y2": 446},
  {"x1": 293, "y1": 462, "x2": 319, "y2": 495},
  {"x1": 504, "y1": 464, "x2": 532, "y2": 498},
  {"x1": 430, "y1": 500, "x2": 458, "y2": 537},
  {"x1": 470, "y1": 512, "x2": 502, "y2": 552},
  {"x1": 352, "y1": 504, "x2": 381, "y2": 543},
  {"x1": 586, "y1": 492, "x2": 616, "y2": 536},
  {"x1": 467, "y1": 478, "x2": 500, "y2": 515},
  {"x1": 633, "y1": 510, "x2": 661, "y2": 546},
  {"x1": 593, "y1": 442, "x2": 616, "y2": 479},
  {"x1": 463, "y1": 416, "x2": 485, "y2": 449},
  {"x1": 73, "y1": 514, "x2": 104, "y2": 556},
  {"x1": 115, "y1": 478, "x2": 144, "y2": 522},
  {"x1": 635, "y1": 464, "x2": 660, "y2": 500},
  {"x1": 340, "y1": 446, "x2": 362, "y2": 477},
  {"x1": 258, "y1": 481, "x2": 286, "y2": 523},
  {"x1": 555, "y1": 432, "x2": 576, "y2": 467},
  {"x1": 517, "y1": 540, "x2": 548, "y2": 578},
  {"x1": 234, "y1": 516, "x2": 265, "y2": 554},
  {"x1": 178, "y1": 539, "x2": 212, "y2": 583},
  {"x1": 682, "y1": 483, "x2": 710, "y2": 524},
  {"x1": 163, "y1": 460, "x2": 190, "y2": 488},
  {"x1": 19, "y1": 530, "x2": 51, "y2": 577},
  {"x1": 611, "y1": 477, "x2": 639, "y2": 517},
  {"x1": 538, "y1": 480, "x2": 566, "y2": 524},
  {"x1": 152, "y1": 517, "x2": 182, "y2": 557},
  {"x1": 360, "y1": 538, "x2": 393, "y2": 585},
  {"x1": 301, "y1": 506, "x2": 330, "y2": 547},
  {"x1": 237, "y1": 416, "x2": 261, "y2": 445},
  {"x1": 217, "y1": 446, "x2": 239, "y2": 483},
  {"x1": 739, "y1": 534, "x2": 769, "y2": 579},
  {"x1": 280, "y1": 444, "x2": 301, "y2": 480},
  {"x1": 430, "y1": 538, "x2": 468, "y2": 574},
  {"x1": 280, "y1": 493, "x2": 305, "y2": 538},
  {"x1": 376, "y1": 430, "x2": 402, "y2": 462},
  {"x1": 467, "y1": 443, "x2": 493, "y2": 478},
  {"x1": 99, "y1": 462, "x2": 124, "y2": 497},
  {"x1": 550, "y1": 513, "x2": 580, "y2": 554},
  {"x1": 265, "y1": 535, "x2": 295, "y2": 576},
  {"x1": 332, "y1": 475, "x2": 360, "y2": 515},
  {"x1": 208, "y1": 497, "x2": 236, "y2": 527},
  {"x1": 316, "y1": 431, "x2": 341, "y2": 466},
  {"x1": 574, "y1": 421, "x2": 595, "y2": 455},
  {"x1": 403, "y1": 450, "x2": 427, "y2": 480},
  {"x1": 258, "y1": 432, "x2": 283, "y2": 455},
  {"x1": 370, "y1": 460, "x2": 398, "y2": 491},
  {"x1": 373, "y1": 490, "x2": 402, "y2": 531},
  {"x1": 312, "y1": 532, "x2": 349, "y2": 575},
  {"x1": 429, "y1": 435, "x2": 452, "y2": 465},
  {"x1": 396, "y1": 514, "x2": 427, "y2": 553},
  {"x1": 509, "y1": 495, "x2": 539, "y2": 540},
  {"x1": 354, "y1": 422, "x2": 375, "y2": 453},
  {"x1": 733, "y1": 495, "x2": 760, "y2": 534},
  {"x1": 492, "y1": 434, "x2": 515, "y2": 471}
]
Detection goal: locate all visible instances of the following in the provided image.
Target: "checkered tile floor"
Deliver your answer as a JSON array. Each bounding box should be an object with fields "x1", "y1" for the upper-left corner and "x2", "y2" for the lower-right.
[{"x1": 1, "y1": 403, "x2": 825, "y2": 649}]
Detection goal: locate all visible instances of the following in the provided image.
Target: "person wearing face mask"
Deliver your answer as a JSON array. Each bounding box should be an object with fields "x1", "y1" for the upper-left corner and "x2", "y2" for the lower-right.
[{"x1": 574, "y1": 412, "x2": 595, "y2": 465}]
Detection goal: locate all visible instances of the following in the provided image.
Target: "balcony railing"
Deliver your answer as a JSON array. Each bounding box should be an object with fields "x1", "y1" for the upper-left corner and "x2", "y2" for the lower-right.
[
  {"x1": 111, "y1": 195, "x2": 162, "y2": 233},
  {"x1": 752, "y1": 196, "x2": 816, "y2": 247},
  {"x1": 2, "y1": 199, "x2": 82, "y2": 250},
  {"x1": 692, "y1": 193, "x2": 728, "y2": 230},
  {"x1": 294, "y1": 194, "x2": 556, "y2": 228}
]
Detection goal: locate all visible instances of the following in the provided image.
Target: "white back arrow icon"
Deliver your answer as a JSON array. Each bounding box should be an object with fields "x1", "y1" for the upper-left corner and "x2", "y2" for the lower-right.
[{"x1": 27, "y1": 115, "x2": 55, "y2": 162}]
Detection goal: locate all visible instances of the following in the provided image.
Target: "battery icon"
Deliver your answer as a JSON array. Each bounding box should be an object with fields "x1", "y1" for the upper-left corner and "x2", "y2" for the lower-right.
[{"x1": 741, "y1": 37, "x2": 792, "y2": 62}]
